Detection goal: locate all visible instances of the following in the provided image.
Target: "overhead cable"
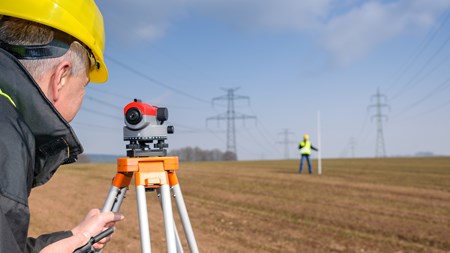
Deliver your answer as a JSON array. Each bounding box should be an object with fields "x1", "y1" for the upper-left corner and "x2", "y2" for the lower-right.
[{"x1": 105, "y1": 55, "x2": 211, "y2": 104}]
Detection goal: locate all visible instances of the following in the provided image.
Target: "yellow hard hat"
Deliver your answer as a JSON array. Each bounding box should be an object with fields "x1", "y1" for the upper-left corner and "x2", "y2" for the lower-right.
[
  {"x1": 304, "y1": 134, "x2": 309, "y2": 140},
  {"x1": 0, "y1": 0, "x2": 108, "y2": 83}
]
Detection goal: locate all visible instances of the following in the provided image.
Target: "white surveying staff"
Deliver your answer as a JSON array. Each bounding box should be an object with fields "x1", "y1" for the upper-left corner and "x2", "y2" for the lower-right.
[{"x1": 317, "y1": 111, "x2": 322, "y2": 175}]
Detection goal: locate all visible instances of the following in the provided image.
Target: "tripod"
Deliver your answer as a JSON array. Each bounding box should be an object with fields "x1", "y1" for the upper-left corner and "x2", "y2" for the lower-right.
[
  {"x1": 75, "y1": 99, "x2": 197, "y2": 253},
  {"x1": 98, "y1": 156, "x2": 199, "y2": 253}
]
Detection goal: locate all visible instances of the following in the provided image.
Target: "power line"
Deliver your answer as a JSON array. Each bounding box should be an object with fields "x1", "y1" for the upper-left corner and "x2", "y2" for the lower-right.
[
  {"x1": 88, "y1": 86, "x2": 134, "y2": 101},
  {"x1": 391, "y1": 76, "x2": 450, "y2": 120},
  {"x1": 81, "y1": 107, "x2": 122, "y2": 121},
  {"x1": 249, "y1": 107, "x2": 282, "y2": 156},
  {"x1": 237, "y1": 128, "x2": 271, "y2": 159},
  {"x1": 71, "y1": 122, "x2": 119, "y2": 131},
  {"x1": 389, "y1": 26, "x2": 450, "y2": 101},
  {"x1": 407, "y1": 96, "x2": 450, "y2": 120},
  {"x1": 84, "y1": 94, "x2": 123, "y2": 110},
  {"x1": 89, "y1": 89, "x2": 212, "y2": 113},
  {"x1": 385, "y1": 7, "x2": 450, "y2": 94},
  {"x1": 356, "y1": 110, "x2": 370, "y2": 141},
  {"x1": 82, "y1": 94, "x2": 225, "y2": 139},
  {"x1": 241, "y1": 127, "x2": 273, "y2": 154},
  {"x1": 105, "y1": 55, "x2": 211, "y2": 104}
]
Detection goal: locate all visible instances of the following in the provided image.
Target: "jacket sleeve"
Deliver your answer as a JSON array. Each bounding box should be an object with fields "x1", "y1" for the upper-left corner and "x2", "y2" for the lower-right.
[
  {"x1": 0, "y1": 98, "x2": 72, "y2": 252},
  {"x1": 0, "y1": 98, "x2": 34, "y2": 252},
  {"x1": 311, "y1": 145, "x2": 318, "y2": 151},
  {"x1": 0, "y1": 200, "x2": 24, "y2": 252},
  {"x1": 25, "y1": 231, "x2": 73, "y2": 253}
]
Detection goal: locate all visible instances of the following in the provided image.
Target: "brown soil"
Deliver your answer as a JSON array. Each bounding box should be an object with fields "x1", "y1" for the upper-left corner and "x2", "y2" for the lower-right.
[{"x1": 29, "y1": 157, "x2": 450, "y2": 253}]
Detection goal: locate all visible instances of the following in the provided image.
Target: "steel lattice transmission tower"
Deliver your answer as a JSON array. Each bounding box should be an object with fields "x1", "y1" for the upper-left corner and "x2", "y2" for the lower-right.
[
  {"x1": 349, "y1": 137, "x2": 356, "y2": 158},
  {"x1": 368, "y1": 88, "x2": 390, "y2": 157},
  {"x1": 206, "y1": 88, "x2": 256, "y2": 158},
  {"x1": 277, "y1": 129, "x2": 296, "y2": 159}
]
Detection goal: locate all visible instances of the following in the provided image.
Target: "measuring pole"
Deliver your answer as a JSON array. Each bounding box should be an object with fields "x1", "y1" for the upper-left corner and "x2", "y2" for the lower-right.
[{"x1": 317, "y1": 111, "x2": 322, "y2": 175}]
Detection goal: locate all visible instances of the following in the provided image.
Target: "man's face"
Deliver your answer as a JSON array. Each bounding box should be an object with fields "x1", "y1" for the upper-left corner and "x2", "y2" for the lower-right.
[{"x1": 54, "y1": 69, "x2": 89, "y2": 122}]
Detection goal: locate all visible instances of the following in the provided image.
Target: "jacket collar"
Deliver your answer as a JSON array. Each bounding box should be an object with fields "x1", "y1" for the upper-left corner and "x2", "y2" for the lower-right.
[{"x1": 0, "y1": 48, "x2": 83, "y2": 187}]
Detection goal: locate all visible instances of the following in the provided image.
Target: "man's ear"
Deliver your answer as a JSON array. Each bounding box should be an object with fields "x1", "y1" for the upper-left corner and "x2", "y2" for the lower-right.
[{"x1": 50, "y1": 61, "x2": 71, "y2": 102}]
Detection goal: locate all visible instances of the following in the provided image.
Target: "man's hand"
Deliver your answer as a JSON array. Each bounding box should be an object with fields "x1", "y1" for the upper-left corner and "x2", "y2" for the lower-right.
[
  {"x1": 40, "y1": 209, "x2": 124, "y2": 253},
  {"x1": 71, "y1": 209, "x2": 124, "y2": 250}
]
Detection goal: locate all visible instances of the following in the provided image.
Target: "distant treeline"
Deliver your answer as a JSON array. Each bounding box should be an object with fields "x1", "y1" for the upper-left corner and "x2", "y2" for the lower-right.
[
  {"x1": 76, "y1": 154, "x2": 121, "y2": 163},
  {"x1": 168, "y1": 147, "x2": 237, "y2": 161},
  {"x1": 76, "y1": 148, "x2": 237, "y2": 163}
]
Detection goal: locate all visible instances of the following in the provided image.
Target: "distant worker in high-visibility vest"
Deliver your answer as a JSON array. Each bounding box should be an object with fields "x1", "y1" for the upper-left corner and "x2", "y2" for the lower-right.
[{"x1": 298, "y1": 134, "x2": 318, "y2": 174}]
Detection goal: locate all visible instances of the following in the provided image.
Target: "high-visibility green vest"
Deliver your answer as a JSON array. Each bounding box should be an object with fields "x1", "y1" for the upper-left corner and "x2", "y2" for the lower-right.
[
  {"x1": 0, "y1": 88, "x2": 16, "y2": 107},
  {"x1": 300, "y1": 141, "x2": 312, "y2": 155}
]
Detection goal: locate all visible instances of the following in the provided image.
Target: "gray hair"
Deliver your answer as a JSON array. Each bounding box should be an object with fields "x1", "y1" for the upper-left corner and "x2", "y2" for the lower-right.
[{"x1": 0, "y1": 17, "x2": 88, "y2": 81}]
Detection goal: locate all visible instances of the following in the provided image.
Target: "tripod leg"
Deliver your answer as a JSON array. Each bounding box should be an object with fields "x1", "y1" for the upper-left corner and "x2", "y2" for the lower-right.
[
  {"x1": 102, "y1": 172, "x2": 132, "y2": 213},
  {"x1": 136, "y1": 185, "x2": 152, "y2": 253},
  {"x1": 111, "y1": 187, "x2": 127, "y2": 212},
  {"x1": 101, "y1": 186, "x2": 121, "y2": 212},
  {"x1": 173, "y1": 223, "x2": 184, "y2": 253},
  {"x1": 93, "y1": 186, "x2": 128, "y2": 253},
  {"x1": 159, "y1": 185, "x2": 177, "y2": 253},
  {"x1": 172, "y1": 184, "x2": 199, "y2": 253},
  {"x1": 157, "y1": 190, "x2": 184, "y2": 253}
]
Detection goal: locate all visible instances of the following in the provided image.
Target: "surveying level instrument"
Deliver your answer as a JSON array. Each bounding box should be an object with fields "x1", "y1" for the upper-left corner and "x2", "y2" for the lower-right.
[
  {"x1": 74, "y1": 99, "x2": 198, "y2": 253},
  {"x1": 123, "y1": 99, "x2": 174, "y2": 157}
]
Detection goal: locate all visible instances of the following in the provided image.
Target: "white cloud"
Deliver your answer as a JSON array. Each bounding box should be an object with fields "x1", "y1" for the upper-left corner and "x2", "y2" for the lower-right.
[
  {"x1": 98, "y1": 0, "x2": 188, "y2": 42},
  {"x1": 133, "y1": 23, "x2": 167, "y2": 41},
  {"x1": 318, "y1": 0, "x2": 450, "y2": 66},
  {"x1": 98, "y1": 0, "x2": 450, "y2": 65},
  {"x1": 189, "y1": 0, "x2": 332, "y2": 31},
  {"x1": 99, "y1": 0, "x2": 333, "y2": 41}
]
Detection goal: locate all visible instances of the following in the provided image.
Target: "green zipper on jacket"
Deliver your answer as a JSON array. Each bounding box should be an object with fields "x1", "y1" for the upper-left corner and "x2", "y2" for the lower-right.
[{"x1": 0, "y1": 88, "x2": 16, "y2": 107}]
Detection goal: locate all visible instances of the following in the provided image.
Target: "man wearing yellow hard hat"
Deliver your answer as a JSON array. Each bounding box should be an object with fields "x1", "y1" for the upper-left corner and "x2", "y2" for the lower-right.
[
  {"x1": 0, "y1": 1, "x2": 123, "y2": 252},
  {"x1": 298, "y1": 134, "x2": 318, "y2": 174}
]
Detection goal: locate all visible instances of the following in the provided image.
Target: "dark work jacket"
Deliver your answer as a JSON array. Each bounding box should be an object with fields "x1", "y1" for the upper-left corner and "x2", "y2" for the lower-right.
[{"x1": 0, "y1": 48, "x2": 83, "y2": 252}]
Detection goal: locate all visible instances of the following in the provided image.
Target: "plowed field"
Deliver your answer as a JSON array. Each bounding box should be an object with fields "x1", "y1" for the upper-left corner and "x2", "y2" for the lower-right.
[{"x1": 29, "y1": 157, "x2": 450, "y2": 253}]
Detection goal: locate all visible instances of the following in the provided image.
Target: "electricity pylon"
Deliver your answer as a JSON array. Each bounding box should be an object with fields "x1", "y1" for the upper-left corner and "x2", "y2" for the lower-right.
[
  {"x1": 368, "y1": 87, "x2": 390, "y2": 157},
  {"x1": 206, "y1": 87, "x2": 256, "y2": 159},
  {"x1": 349, "y1": 137, "x2": 356, "y2": 158},
  {"x1": 277, "y1": 129, "x2": 296, "y2": 159}
]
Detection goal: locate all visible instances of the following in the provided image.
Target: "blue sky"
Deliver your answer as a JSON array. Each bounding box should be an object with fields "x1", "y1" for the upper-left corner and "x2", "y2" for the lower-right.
[{"x1": 72, "y1": 0, "x2": 450, "y2": 160}]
